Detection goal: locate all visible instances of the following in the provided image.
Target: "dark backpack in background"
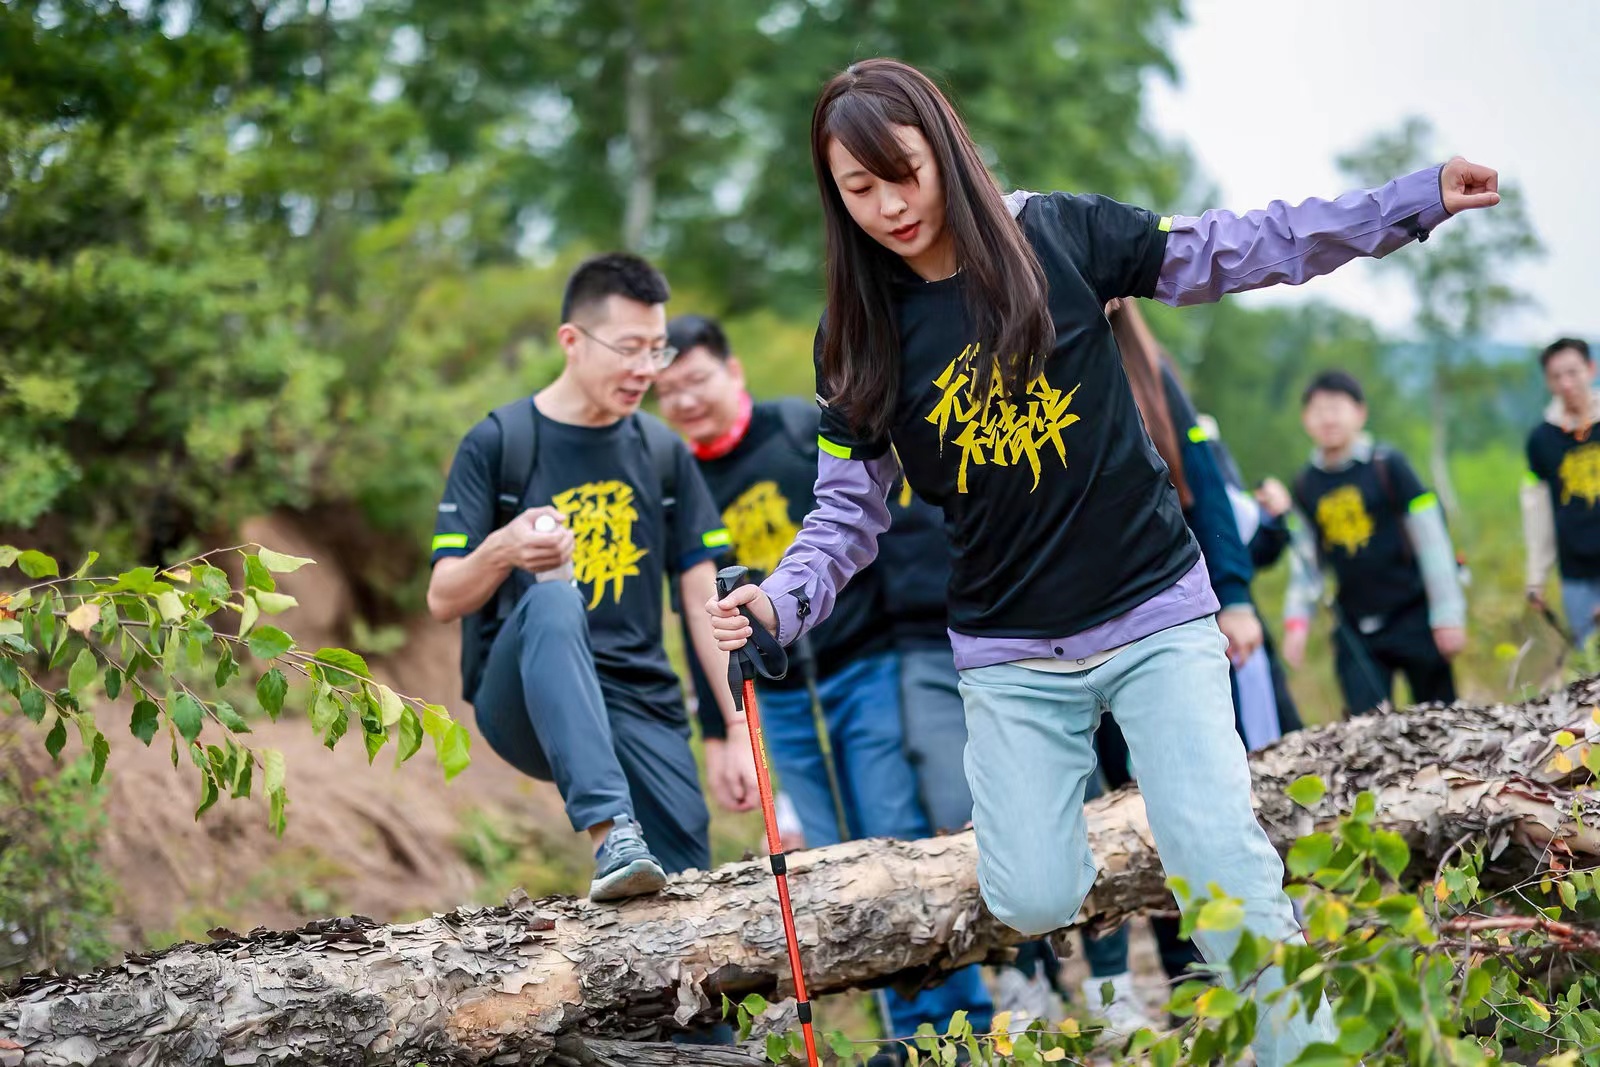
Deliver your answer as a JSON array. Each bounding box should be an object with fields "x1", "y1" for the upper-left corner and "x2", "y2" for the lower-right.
[{"x1": 770, "y1": 395, "x2": 821, "y2": 465}]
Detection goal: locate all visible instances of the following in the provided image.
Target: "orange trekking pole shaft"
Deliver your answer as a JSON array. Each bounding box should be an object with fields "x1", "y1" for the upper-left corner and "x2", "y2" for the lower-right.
[{"x1": 716, "y1": 565, "x2": 819, "y2": 1067}]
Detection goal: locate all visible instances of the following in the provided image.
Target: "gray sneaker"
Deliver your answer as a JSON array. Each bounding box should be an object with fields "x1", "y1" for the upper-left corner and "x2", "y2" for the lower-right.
[{"x1": 589, "y1": 815, "x2": 667, "y2": 903}]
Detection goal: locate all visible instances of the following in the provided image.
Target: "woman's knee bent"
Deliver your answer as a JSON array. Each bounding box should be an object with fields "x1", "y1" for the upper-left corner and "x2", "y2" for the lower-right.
[{"x1": 981, "y1": 856, "x2": 1098, "y2": 937}]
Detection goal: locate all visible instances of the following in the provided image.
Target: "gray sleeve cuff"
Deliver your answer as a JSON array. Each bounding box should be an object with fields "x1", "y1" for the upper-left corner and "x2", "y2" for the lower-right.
[{"x1": 1405, "y1": 505, "x2": 1466, "y2": 629}]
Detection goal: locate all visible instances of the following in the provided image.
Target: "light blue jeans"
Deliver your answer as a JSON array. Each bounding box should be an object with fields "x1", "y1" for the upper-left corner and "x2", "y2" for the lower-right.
[
  {"x1": 1563, "y1": 577, "x2": 1600, "y2": 649},
  {"x1": 959, "y1": 617, "x2": 1333, "y2": 1066}
]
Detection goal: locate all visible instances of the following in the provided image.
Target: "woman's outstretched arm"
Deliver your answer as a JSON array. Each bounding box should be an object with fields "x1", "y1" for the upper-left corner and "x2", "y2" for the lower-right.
[{"x1": 1154, "y1": 158, "x2": 1499, "y2": 307}]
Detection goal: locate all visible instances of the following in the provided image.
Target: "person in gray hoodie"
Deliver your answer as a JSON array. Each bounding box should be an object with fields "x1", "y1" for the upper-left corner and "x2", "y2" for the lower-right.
[{"x1": 1523, "y1": 337, "x2": 1600, "y2": 647}]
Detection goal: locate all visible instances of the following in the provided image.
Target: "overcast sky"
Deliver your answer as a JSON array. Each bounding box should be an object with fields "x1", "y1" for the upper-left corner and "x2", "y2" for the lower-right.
[{"x1": 1144, "y1": 0, "x2": 1598, "y2": 345}]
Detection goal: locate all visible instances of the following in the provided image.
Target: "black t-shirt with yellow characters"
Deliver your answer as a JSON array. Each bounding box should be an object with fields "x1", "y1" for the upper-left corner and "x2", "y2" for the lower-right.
[
  {"x1": 432, "y1": 402, "x2": 727, "y2": 718},
  {"x1": 1293, "y1": 449, "x2": 1429, "y2": 621},
  {"x1": 814, "y1": 191, "x2": 1200, "y2": 639},
  {"x1": 1528, "y1": 422, "x2": 1600, "y2": 580}
]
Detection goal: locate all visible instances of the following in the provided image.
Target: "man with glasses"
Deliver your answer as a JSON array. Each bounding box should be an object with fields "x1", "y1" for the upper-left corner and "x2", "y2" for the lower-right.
[{"x1": 428, "y1": 254, "x2": 758, "y2": 903}]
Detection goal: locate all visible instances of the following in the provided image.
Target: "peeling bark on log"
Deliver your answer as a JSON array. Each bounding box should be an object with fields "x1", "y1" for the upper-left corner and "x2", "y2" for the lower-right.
[
  {"x1": 7, "y1": 679, "x2": 1600, "y2": 1066},
  {"x1": 548, "y1": 1037, "x2": 766, "y2": 1066}
]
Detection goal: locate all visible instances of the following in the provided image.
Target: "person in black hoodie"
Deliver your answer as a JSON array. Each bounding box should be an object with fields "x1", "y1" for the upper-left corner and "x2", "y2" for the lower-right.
[{"x1": 655, "y1": 313, "x2": 993, "y2": 1042}]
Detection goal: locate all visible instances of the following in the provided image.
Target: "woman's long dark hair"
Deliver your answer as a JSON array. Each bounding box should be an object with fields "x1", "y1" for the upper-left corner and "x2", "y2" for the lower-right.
[
  {"x1": 811, "y1": 59, "x2": 1053, "y2": 441},
  {"x1": 1108, "y1": 299, "x2": 1193, "y2": 509}
]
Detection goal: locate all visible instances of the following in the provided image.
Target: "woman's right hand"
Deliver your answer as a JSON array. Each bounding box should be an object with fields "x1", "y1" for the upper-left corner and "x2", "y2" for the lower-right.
[{"x1": 706, "y1": 584, "x2": 778, "y2": 651}]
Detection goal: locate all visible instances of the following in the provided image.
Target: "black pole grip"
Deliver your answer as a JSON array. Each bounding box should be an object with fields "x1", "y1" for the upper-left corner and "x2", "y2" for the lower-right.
[
  {"x1": 715, "y1": 565, "x2": 749, "y2": 602},
  {"x1": 714, "y1": 565, "x2": 788, "y2": 682},
  {"x1": 716, "y1": 566, "x2": 756, "y2": 691}
]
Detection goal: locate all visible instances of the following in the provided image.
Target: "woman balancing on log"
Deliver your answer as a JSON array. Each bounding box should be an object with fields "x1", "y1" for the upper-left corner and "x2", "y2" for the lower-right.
[{"x1": 707, "y1": 57, "x2": 1500, "y2": 1065}]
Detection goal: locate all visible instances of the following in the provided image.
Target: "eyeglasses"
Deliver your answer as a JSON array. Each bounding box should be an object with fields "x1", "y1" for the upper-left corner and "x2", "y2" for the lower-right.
[{"x1": 576, "y1": 325, "x2": 678, "y2": 370}]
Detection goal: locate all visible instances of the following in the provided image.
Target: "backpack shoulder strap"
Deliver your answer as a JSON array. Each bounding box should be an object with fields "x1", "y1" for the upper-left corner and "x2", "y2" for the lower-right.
[
  {"x1": 771, "y1": 395, "x2": 819, "y2": 457},
  {"x1": 1370, "y1": 446, "x2": 1402, "y2": 519},
  {"x1": 1290, "y1": 467, "x2": 1314, "y2": 521},
  {"x1": 634, "y1": 410, "x2": 680, "y2": 508},
  {"x1": 773, "y1": 396, "x2": 821, "y2": 460},
  {"x1": 635, "y1": 410, "x2": 687, "y2": 610},
  {"x1": 487, "y1": 396, "x2": 538, "y2": 530},
  {"x1": 1369, "y1": 445, "x2": 1420, "y2": 563}
]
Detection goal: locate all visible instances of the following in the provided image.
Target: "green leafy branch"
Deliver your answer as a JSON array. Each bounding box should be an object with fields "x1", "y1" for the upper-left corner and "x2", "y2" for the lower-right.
[
  {"x1": 0, "y1": 543, "x2": 470, "y2": 834},
  {"x1": 734, "y1": 755, "x2": 1600, "y2": 1065}
]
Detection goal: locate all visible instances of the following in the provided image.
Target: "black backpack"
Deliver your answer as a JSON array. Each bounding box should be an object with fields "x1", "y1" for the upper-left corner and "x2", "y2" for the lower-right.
[
  {"x1": 770, "y1": 395, "x2": 821, "y2": 465},
  {"x1": 458, "y1": 397, "x2": 681, "y2": 702},
  {"x1": 718, "y1": 397, "x2": 819, "y2": 585}
]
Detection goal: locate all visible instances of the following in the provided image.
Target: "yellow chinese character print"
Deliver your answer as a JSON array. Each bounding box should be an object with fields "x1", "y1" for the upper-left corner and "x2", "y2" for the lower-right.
[
  {"x1": 924, "y1": 344, "x2": 1081, "y2": 493},
  {"x1": 553, "y1": 480, "x2": 649, "y2": 609},
  {"x1": 1315, "y1": 484, "x2": 1375, "y2": 556},
  {"x1": 1559, "y1": 443, "x2": 1600, "y2": 507},
  {"x1": 722, "y1": 480, "x2": 798, "y2": 577}
]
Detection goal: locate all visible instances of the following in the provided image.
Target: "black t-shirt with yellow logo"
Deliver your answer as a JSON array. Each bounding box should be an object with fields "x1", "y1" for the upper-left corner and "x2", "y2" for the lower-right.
[
  {"x1": 1293, "y1": 451, "x2": 1427, "y2": 622},
  {"x1": 815, "y1": 192, "x2": 1199, "y2": 640},
  {"x1": 1528, "y1": 423, "x2": 1600, "y2": 580},
  {"x1": 695, "y1": 399, "x2": 887, "y2": 684},
  {"x1": 431, "y1": 405, "x2": 726, "y2": 717}
]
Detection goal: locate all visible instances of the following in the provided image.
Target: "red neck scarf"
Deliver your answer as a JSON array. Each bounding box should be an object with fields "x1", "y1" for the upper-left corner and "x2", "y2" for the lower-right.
[{"x1": 690, "y1": 392, "x2": 754, "y2": 460}]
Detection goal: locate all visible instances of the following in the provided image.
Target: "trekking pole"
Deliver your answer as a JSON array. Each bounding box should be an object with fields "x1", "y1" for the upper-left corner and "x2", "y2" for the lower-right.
[
  {"x1": 794, "y1": 633, "x2": 852, "y2": 843},
  {"x1": 1533, "y1": 599, "x2": 1578, "y2": 651},
  {"x1": 1328, "y1": 606, "x2": 1395, "y2": 715},
  {"x1": 1533, "y1": 599, "x2": 1578, "y2": 680},
  {"x1": 749, "y1": 566, "x2": 850, "y2": 844},
  {"x1": 716, "y1": 565, "x2": 819, "y2": 1067}
]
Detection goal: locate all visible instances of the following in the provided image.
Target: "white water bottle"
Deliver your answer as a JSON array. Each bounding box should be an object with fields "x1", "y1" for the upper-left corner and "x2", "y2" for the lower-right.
[{"x1": 533, "y1": 514, "x2": 575, "y2": 584}]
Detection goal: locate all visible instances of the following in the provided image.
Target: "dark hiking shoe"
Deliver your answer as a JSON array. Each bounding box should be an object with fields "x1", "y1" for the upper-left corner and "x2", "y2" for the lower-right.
[{"x1": 589, "y1": 815, "x2": 667, "y2": 903}]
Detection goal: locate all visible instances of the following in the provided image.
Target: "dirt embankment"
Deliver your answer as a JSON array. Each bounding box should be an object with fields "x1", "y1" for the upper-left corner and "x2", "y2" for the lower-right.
[{"x1": 8, "y1": 513, "x2": 576, "y2": 951}]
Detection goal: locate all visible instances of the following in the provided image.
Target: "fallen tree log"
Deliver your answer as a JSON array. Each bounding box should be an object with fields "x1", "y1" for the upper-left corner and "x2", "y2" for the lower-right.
[{"x1": 6, "y1": 678, "x2": 1600, "y2": 1066}]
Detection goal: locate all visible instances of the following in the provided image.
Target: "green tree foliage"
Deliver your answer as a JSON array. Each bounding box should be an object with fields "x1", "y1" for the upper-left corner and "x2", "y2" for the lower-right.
[
  {"x1": 383, "y1": 0, "x2": 1189, "y2": 313},
  {"x1": 0, "y1": 544, "x2": 470, "y2": 835},
  {"x1": 0, "y1": 0, "x2": 531, "y2": 573},
  {"x1": 0, "y1": 754, "x2": 118, "y2": 984}
]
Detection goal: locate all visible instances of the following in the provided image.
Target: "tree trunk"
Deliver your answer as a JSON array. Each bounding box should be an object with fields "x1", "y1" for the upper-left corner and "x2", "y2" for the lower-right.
[
  {"x1": 6, "y1": 679, "x2": 1600, "y2": 1066},
  {"x1": 1428, "y1": 336, "x2": 1460, "y2": 515},
  {"x1": 620, "y1": 26, "x2": 657, "y2": 253}
]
